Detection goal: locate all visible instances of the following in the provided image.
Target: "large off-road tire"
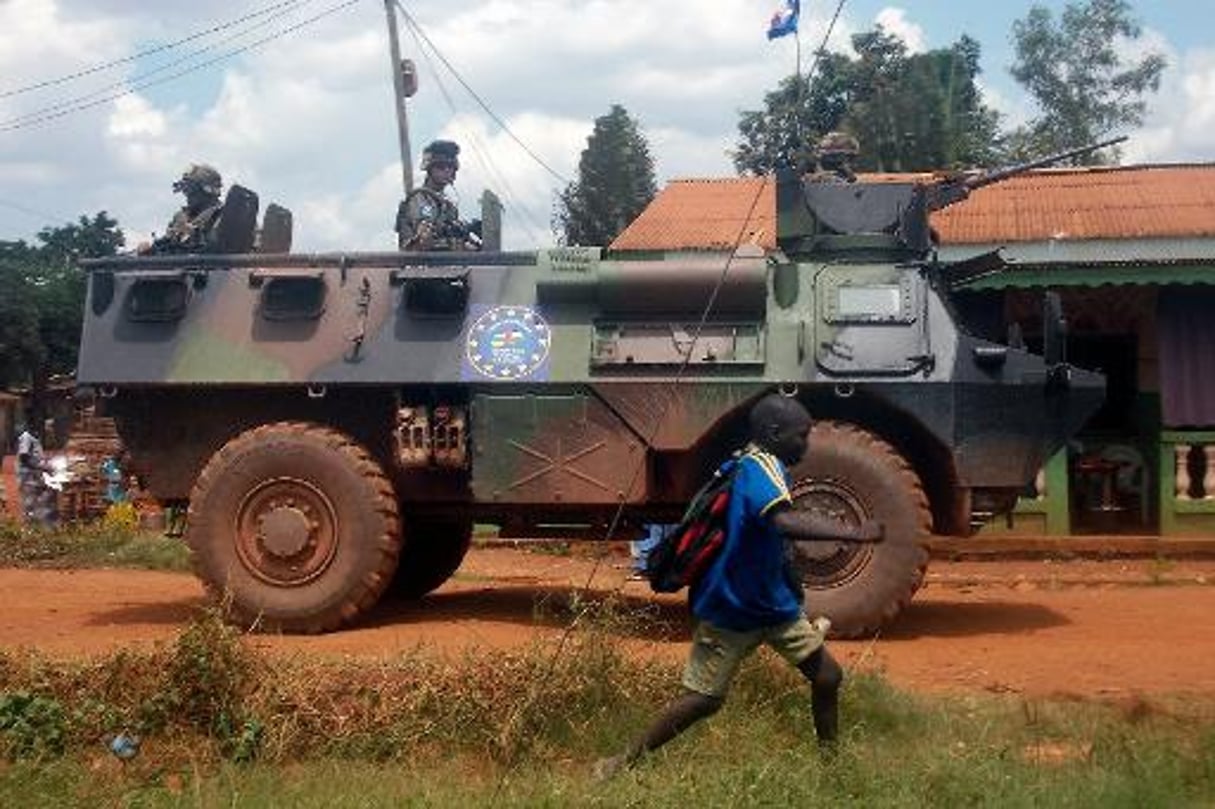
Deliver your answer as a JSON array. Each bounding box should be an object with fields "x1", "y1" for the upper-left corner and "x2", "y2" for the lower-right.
[
  {"x1": 786, "y1": 420, "x2": 931, "y2": 638},
  {"x1": 186, "y1": 422, "x2": 401, "y2": 633},
  {"x1": 390, "y1": 516, "x2": 474, "y2": 598}
]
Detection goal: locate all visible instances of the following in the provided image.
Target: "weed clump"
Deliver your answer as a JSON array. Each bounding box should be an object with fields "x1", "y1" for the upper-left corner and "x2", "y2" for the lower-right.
[
  {"x1": 0, "y1": 691, "x2": 66, "y2": 761},
  {"x1": 0, "y1": 518, "x2": 189, "y2": 571},
  {"x1": 140, "y1": 608, "x2": 263, "y2": 760}
]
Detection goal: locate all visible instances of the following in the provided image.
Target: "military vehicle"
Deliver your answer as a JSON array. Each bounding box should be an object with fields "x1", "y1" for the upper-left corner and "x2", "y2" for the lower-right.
[{"x1": 76, "y1": 140, "x2": 1116, "y2": 637}]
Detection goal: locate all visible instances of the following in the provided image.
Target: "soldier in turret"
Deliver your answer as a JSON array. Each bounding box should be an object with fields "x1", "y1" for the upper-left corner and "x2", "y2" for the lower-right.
[
  {"x1": 141, "y1": 164, "x2": 225, "y2": 255},
  {"x1": 808, "y1": 131, "x2": 860, "y2": 184},
  {"x1": 395, "y1": 139, "x2": 481, "y2": 251}
]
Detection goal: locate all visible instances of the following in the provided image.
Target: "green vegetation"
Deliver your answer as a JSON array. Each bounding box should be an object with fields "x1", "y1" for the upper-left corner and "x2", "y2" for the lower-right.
[
  {"x1": 734, "y1": 0, "x2": 1165, "y2": 174},
  {"x1": 0, "y1": 519, "x2": 191, "y2": 572},
  {"x1": 735, "y1": 31, "x2": 1001, "y2": 175},
  {"x1": 555, "y1": 104, "x2": 657, "y2": 247},
  {"x1": 0, "y1": 607, "x2": 1210, "y2": 806},
  {"x1": 1009, "y1": 0, "x2": 1166, "y2": 161},
  {"x1": 0, "y1": 212, "x2": 123, "y2": 401}
]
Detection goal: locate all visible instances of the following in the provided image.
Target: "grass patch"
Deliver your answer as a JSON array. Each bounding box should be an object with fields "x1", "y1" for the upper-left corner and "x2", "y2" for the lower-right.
[
  {"x1": 0, "y1": 604, "x2": 1211, "y2": 806},
  {"x1": 0, "y1": 519, "x2": 191, "y2": 572}
]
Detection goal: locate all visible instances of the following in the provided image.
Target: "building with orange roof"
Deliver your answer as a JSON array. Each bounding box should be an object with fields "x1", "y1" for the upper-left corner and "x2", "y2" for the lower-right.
[{"x1": 611, "y1": 164, "x2": 1215, "y2": 538}]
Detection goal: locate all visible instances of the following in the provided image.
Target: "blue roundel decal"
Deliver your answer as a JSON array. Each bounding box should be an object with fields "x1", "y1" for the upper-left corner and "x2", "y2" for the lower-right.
[{"x1": 465, "y1": 305, "x2": 552, "y2": 380}]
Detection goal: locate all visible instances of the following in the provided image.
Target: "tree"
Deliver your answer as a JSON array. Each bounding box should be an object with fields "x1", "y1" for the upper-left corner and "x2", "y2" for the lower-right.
[
  {"x1": 0, "y1": 212, "x2": 124, "y2": 395},
  {"x1": 1009, "y1": 0, "x2": 1166, "y2": 163},
  {"x1": 555, "y1": 105, "x2": 657, "y2": 247},
  {"x1": 734, "y1": 30, "x2": 1002, "y2": 175}
]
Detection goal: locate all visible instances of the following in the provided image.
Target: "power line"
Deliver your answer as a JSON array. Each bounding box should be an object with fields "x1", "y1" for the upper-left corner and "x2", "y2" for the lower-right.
[
  {"x1": 393, "y1": 1, "x2": 570, "y2": 187},
  {"x1": 809, "y1": 0, "x2": 848, "y2": 84},
  {"x1": 1, "y1": 0, "x2": 320, "y2": 129},
  {"x1": 400, "y1": 13, "x2": 549, "y2": 244},
  {"x1": 0, "y1": 0, "x2": 309, "y2": 100},
  {"x1": 0, "y1": 0, "x2": 360, "y2": 133},
  {"x1": 0, "y1": 197, "x2": 67, "y2": 225}
]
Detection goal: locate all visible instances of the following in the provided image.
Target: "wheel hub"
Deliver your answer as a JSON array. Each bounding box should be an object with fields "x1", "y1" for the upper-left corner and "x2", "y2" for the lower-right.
[
  {"x1": 258, "y1": 505, "x2": 314, "y2": 558},
  {"x1": 235, "y1": 478, "x2": 339, "y2": 587},
  {"x1": 789, "y1": 477, "x2": 873, "y2": 588}
]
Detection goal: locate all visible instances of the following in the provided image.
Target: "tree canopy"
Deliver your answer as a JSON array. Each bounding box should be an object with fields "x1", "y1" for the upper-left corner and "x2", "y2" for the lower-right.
[
  {"x1": 0, "y1": 212, "x2": 123, "y2": 392},
  {"x1": 734, "y1": 30, "x2": 1002, "y2": 175},
  {"x1": 1008, "y1": 0, "x2": 1166, "y2": 163},
  {"x1": 555, "y1": 104, "x2": 657, "y2": 247}
]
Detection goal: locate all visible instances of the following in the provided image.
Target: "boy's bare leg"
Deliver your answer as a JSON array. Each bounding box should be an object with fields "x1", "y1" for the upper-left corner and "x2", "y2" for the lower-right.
[
  {"x1": 797, "y1": 647, "x2": 843, "y2": 745},
  {"x1": 593, "y1": 690, "x2": 723, "y2": 779}
]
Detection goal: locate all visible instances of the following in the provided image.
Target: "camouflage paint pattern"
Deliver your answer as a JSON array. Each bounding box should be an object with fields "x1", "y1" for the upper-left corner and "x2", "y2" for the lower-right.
[
  {"x1": 78, "y1": 143, "x2": 1116, "y2": 534},
  {"x1": 79, "y1": 236, "x2": 1102, "y2": 533}
]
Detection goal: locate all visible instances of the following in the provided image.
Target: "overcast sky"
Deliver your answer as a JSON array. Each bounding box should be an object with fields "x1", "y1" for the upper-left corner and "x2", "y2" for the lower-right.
[{"x1": 0, "y1": 0, "x2": 1211, "y2": 251}]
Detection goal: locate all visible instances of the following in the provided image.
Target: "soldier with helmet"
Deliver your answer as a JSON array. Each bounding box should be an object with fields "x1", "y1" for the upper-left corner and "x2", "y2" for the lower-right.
[
  {"x1": 142, "y1": 164, "x2": 225, "y2": 254},
  {"x1": 810, "y1": 131, "x2": 860, "y2": 184},
  {"x1": 395, "y1": 139, "x2": 481, "y2": 251}
]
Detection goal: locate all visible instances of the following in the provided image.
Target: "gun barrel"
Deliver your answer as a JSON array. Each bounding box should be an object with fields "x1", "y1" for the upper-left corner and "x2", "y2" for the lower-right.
[{"x1": 966, "y1": 135, "x2": 1128, "y2": 190}]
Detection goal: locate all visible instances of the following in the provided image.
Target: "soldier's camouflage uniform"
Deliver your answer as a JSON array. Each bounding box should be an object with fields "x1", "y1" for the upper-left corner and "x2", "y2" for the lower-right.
[
  {"x1": 152, "y1": 202, "x2": 223, "y2": 254},
  {"x1": 396, "y1": 187, "x2": 464, "y2": 251}
]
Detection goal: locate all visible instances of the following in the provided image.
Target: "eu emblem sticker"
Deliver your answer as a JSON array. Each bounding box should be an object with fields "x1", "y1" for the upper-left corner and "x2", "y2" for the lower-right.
[{"x1": 463, "y1": 305, "x2": 552, "y2": 380}]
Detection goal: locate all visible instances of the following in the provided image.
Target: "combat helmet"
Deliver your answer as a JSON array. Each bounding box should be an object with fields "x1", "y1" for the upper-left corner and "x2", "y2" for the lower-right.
[
  {"x1": 817, "y1": 131, "x2": 860, "y2": 158},
  {"x1": 421, "y1": 140, "x2": 460, "y2": 171},
  {"x1": 172, "y1": 164, "x2": 223, "y2": 196}
]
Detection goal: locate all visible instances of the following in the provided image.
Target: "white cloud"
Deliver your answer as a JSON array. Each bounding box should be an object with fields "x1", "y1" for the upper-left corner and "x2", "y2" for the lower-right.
[
  {"x1": 2, "y1": 0, "x2": 828, "y2": 248},
  {"x1": 12, "y1": 0, "x2": 1208, "y2": 255},
  {"x1": 106, "y1": 95, "x2": 168, "y2": 138},
  {"x1": 976, "y1": 78, "x2": 1031, "y2": 131},
  {"x1": 875, "y1": 7, "x2": 927, "y2": 53},
  {"x1": 1124, "y1": 46, "x2": 1215, "y2": 164}
]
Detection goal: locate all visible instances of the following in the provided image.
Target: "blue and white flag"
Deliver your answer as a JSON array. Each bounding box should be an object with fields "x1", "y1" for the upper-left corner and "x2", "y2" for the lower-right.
[{"x1": 766, "y1": 0, "x2": 800, "y2": 40}]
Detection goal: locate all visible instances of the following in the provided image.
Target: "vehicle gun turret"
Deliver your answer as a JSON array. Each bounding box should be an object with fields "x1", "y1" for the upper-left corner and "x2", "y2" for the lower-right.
[{"x1": 776, "y1": 136, "x2": 1128, "y2": 260}]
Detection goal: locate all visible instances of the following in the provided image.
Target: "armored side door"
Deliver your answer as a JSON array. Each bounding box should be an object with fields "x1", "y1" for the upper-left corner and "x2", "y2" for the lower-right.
[{"x1": 813, "y1": 265, "x2": 933, "y2": 376}]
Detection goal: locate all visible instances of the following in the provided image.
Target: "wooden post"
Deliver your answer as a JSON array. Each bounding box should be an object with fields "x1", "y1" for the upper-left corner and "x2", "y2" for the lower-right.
[{"x1": 384, "y1": 0, "x2": 414, "y2": 195}]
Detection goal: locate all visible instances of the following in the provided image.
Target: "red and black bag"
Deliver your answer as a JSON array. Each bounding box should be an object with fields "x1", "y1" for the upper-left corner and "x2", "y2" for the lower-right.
[{"x1": 645, "y1": 458, "x2": 739, "y2": 593}]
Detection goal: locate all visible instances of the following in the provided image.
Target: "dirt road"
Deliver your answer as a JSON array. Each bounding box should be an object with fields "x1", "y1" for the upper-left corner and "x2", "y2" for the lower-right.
[{"x1": 4, "y1": 548, "x2": 1214, "y2": 700}]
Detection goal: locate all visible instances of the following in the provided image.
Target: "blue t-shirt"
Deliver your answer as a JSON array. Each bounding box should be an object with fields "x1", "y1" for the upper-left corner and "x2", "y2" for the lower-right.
[{"x1": 690, "y1": 447, "x2": 801, "y2": 631}]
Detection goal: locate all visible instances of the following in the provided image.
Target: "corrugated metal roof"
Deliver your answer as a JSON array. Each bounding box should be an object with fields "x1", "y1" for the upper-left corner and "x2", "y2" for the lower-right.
[
  {"x1": 611, "y1": 178, "x2": 777, "y2": 252},
  {"x1": 610, "y1": 164, "x2": 1215, "y2": 252}
]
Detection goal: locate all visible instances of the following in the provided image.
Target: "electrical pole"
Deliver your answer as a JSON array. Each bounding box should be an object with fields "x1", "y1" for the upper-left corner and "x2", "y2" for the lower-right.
[{"x1": 384, "y1": 0, "x2": 415, "y2": 194}]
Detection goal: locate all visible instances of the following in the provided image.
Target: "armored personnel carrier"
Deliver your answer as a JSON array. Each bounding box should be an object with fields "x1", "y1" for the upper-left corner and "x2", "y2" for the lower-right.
[{"x1": 77, "y1": 143, "x2": 1112, "y2": 636}]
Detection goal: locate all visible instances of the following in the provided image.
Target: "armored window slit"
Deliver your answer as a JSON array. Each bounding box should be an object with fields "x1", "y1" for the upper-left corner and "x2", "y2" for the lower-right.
[
  {"x1": 257, "y1": 275, "x2": 326, "y2": 321},
  {"x1": 124, "y1": 275, "x2": 190, "y2": 322},
  {"x1": 392, "y1": 267, "x2": 470, "y2": 317}
]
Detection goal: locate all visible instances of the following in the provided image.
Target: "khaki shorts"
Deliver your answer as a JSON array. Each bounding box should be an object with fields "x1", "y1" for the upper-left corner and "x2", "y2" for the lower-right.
[{"x1": 682, "y1": 614, "x2": 830, "y2": 698}]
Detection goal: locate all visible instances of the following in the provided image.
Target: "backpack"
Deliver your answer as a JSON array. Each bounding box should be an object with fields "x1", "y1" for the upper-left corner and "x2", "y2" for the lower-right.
[{"x1": 645, "y1": 457, "x2": 740, "y2": 593}]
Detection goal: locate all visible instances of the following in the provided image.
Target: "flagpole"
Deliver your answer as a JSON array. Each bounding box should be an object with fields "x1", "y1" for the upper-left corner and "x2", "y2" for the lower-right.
[{"x1": 795, "y1": 21, "x2": 803, "y2": 150}]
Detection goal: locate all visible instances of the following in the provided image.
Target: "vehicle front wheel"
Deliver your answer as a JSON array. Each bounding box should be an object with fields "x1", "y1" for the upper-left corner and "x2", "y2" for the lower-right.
[{"x1": 186, "y1": 422, "x2": 401, "y2": 633}]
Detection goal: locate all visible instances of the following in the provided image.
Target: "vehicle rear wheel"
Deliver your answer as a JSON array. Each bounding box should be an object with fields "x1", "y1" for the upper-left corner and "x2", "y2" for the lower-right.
[
  {"x1": 785, "y1": 420, "x2": 930, "y2": 638},
  {"x1": 390, "y1": 516, "x2": 474, "y2": 598},
  {"x1": 186, "y1": 422, "x2": 401, "y2": 633}
]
